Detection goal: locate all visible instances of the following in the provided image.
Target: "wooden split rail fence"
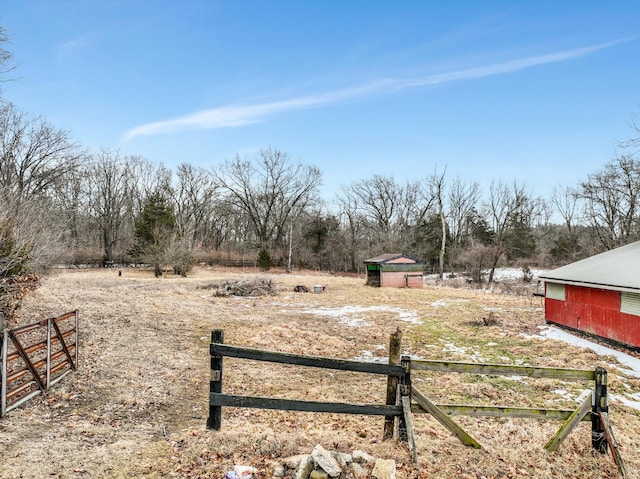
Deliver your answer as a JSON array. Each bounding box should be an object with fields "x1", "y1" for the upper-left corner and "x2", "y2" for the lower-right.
[
  {"x1": 207, "y1": 329, "x2": 627, "y2": 477},
  {"x1": 1, "y1": 311, "x2": 78, "y2": 416}
]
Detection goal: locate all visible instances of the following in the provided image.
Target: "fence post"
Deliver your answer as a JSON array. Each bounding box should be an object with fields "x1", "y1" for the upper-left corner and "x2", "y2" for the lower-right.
[
  {"x1": 74, "y1": 310, "x2": 79, "y2": 367},
  {"x1": 383, "y1": 328, "x2": 402, "y2": 440},
  {"x1": 207, "y1": 329, "x2": 224, "y2": 430},
  {"x1": 46, "y1": 318, "x2": 52, "y2": 388},
  {"x1": 592, "y1": 367, "x2": 608, "y2": 453},
  {"x1": 1, "y1": 330, "x2": 7, "y2": 417},
  {"x1": 397, "y1": 355, "x2": 411, "y2": 441}
]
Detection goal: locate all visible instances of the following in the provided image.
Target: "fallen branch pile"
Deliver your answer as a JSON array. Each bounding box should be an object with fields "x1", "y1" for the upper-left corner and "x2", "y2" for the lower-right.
[{"x1": 201, "y1": 277, "x2": 277, "y2": 297}]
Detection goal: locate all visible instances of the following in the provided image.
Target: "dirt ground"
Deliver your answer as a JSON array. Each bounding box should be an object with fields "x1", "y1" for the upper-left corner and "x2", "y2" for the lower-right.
[{"x1": 0, "y1": 267, "x2": 638, "y2": 479}]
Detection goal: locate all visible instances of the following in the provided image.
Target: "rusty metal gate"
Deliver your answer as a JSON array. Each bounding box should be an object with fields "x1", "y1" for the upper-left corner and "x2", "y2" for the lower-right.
[{"x1": 1, "y1": 311, "x2": 78, "y2": 416}]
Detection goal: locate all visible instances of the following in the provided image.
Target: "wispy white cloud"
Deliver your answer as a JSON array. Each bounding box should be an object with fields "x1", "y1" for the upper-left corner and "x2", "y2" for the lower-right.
[
  {"x1": 124, "y1": 39, "x2": 628, "y2": 140},
  {"x1": 58, "y1": 34, "x2": 92, "y2": 59}
]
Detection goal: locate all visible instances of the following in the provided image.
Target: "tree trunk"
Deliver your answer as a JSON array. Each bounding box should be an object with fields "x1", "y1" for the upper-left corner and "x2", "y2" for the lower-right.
[
  {"x1": 488, "y1": 248, "x2": 503, "y2": 283},
  {"x1": 439, "y1": 210, "x2": 446, "y2": 279}
]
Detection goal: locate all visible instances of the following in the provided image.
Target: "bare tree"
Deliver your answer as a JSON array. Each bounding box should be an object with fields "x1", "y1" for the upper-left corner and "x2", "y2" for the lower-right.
[
  {"x1": 171, "y1": 163, "x2": 217, "y2": 248},
  {"x1": 212, "y1": 147, "x2": 321, "y2": 251},
  {"x1": 351, "y1": 175, "x2": 400, "y2": 248},
  {"x1": 344, "y1": 175, "x2": 429, "y2": 253},
  {"x1": 0, "y1": 103, "x2": 82, "y2": 275},
  {"x1": 83, "y1": 150, "x2": 134, "y2": 262},
  {"x1": 0, "y1": 27, "x2": 17, "y2": 102},
  {"x1": 127, "y1": 155, "x2": 172, "y2": 216},
  {"x1": 426, "y1": 168, "x2": 447, "y2": 278},
  {"x1": 447, "y1": 176, "x2": 480, "y2": 247},
  {"x1": 0, "y1": 103, "x2": 83, "y2": 210},
  {"x1": 576, "y1": 155, "x2": 640, "y2": 250},
  {"x1": 335, "y1": 186, "x2": 368, "y2": 272},
  {"x1": 484, "y1": 181, "x2": 540, "y2": 283},
  {"x1": 549, "y1": 186, "x2": 584, "y2": 261}
]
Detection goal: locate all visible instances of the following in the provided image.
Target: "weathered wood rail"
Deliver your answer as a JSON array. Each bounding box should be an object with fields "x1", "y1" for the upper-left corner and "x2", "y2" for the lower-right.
[
  {"x1": 207, "y1": 329, "x2": 626, "y2": 476},
  {"x1": 1, "y1": 311, "x2": 78, "y2": 416}
]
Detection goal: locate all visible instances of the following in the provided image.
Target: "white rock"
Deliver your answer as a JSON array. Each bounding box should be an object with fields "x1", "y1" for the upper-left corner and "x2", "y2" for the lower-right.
[
  {"x1": 331, "y1": 452, "x2": 352, "y2": 467},
  {"x1": 268, "y1": 461, "x2": 285, "y2": 478},
  {"x1": 296, "y1": 455, "x2": 314, "y2": 479},
  {"x1": 370, "y1": 459, "x2": 396, "y2": 479},
  {"x1": 311, "y1": 445, "x2": 342, "y2": 478},
  {"x1": 351, "y1": 450, "x2": 375, "y2": 464},
  {"x1": 283, "y1": 455, "x2": 308, "y2": 469},
  {"x1": 351, "y1": 462, "x2": 369, "y2": 479}
]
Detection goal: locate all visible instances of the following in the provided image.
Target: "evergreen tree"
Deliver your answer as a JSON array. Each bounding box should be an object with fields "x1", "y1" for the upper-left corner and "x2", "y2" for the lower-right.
[
  {"x1": 128, "y1": 192, "x2": 176, "y2": 277},
  {"x1": 257, "y1": 247, "x2": 272, "y2": 271}
]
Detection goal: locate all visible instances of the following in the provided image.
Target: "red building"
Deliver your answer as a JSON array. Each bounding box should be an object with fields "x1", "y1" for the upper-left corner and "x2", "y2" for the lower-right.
[
  {"x1": 539, "y1": 241, "x2": 640, "y2": 350},
  {"x1": 364, "y1": 254, "x2": 424, "y2": 288}
]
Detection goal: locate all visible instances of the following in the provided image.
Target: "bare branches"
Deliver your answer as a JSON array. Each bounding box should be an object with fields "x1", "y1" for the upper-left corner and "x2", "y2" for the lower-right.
[
  {"x1": 575, "y1": 155, "x2": 640, "y2": 250},
  {"x1": 212, "y1": 147, "x2": 322, "y2": 249},
  {"x1": 0, "y1": 103, "x2": 83, "y2": 208}
]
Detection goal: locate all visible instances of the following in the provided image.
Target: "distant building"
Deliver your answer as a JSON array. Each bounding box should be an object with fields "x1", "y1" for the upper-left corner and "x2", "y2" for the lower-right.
[
  {"x1": 364, "y1": 254, "x2": 424, "y2": 288},
  {"x1": 539, "y1": 241, "x2": 640, "y2": 350}
]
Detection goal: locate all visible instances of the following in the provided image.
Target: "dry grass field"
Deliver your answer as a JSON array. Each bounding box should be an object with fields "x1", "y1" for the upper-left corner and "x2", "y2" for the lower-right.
[{"x1": 0, "y1": 267, "x2": 638, "y2": 479}]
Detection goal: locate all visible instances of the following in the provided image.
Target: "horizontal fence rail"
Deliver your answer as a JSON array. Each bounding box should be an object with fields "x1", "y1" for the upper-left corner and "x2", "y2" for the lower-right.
[
  {"x1": 210, "y1": 343, "x2": 406, "y2": 377},
  {"x1": 417, "y1": 403, "x2": 592, "y2": 422},
  {"x1": 210, "y1": 393, "x2": 403, "y2": 416},
  {"x1": 411, "y1": 359, "x2": 596, "y2": 380},
  {"x1": 1, "y1": 311, "x2": 78, "y2": 416}
]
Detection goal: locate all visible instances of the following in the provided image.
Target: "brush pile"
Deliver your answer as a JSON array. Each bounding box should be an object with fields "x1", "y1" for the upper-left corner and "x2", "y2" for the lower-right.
[{"x1": 201, "y1": 277, "x2": 277, "y2": 297}]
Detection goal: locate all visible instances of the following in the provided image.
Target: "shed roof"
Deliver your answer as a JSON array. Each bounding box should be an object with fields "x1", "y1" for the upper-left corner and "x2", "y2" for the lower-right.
[
  {"x1": 538, "y1": 240, "x2": 640, "y2": 293},
  {"x1": 364, "y1": 254, "x2": 422, "y2": 265}
]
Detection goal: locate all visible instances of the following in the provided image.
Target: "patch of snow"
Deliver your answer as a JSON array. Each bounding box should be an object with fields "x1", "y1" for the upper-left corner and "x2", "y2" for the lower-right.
[
  {"x1": 575, "y1": 388, "x2": 592, "y2": 403},
  {"x1": 610, "y1": 394, "x2": 640, "y2": 411},
  {"x1": 352, "y1": 350, "x2": 387, "y2": 363},
  {"x1": 616, "y1": 367, "x2": 639, "y2": 378},
  {"x1": 487, "y1": 267, "x2": 546, "y2": 282},
  {"x1": 284, "y1": 305, "x2": 421, "y2": 326},
  {"x1": 502, "y1": 375, "x2": 527, "y2": 384},
  {"x1": 424, "y1": 272, "x2": 458, "y2": 281},
  {"x1": 340, "y1": 317, "x2": 372, "y2": 327},
  {"x1": 442, "y1": 343, "x2": 486, "y2": 362},
  {"x1": 430, "y1": 300, "x2": 449, "y2": 307},
  {"x1": 486, "y1": 342, "x2": 499, "y2": 347},
  {"x1": 430, "y1": 299, "x2": 469, "y2": 308},
  {"x1": 537, "y1": 326, "x2": 640, "y2": 378}
]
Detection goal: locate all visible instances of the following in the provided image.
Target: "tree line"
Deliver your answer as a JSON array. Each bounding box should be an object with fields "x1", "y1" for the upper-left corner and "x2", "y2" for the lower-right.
[{"x1": 2, "y1": 29, "x2": 640, "y2": 282}]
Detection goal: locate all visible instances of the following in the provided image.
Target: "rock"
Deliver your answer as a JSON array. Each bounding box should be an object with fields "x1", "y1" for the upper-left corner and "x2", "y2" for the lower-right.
[
  {"x1": 351, "y1": 463, "x2": 368, "y2": 479},
  {"x1": 351, "y1": 450, "x2": 375, "y2": 464},
  {"x1": 370, "y1": 459, "x2": 396, "y2": 479},
  {"x1": 331, "y1": 452, "x2": 352, "y2": 467},
  {"x1": 283, "y1": 455, "x2": 308, "y2": 469},
  {"x1": 311, "y1": 445, "x2": 342, "y2": 478},
  {"x1": 310, "y1": 469, "x2": 329, "y2": 479},
  {"x1": 296, "y1": 455, "x2": 314, "y2": 479},
  {"x1": 267, "y1": 461, "x2": 285, "y2": 478}
]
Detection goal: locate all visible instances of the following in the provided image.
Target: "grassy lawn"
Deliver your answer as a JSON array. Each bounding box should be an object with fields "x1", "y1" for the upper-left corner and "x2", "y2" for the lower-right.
[{"x1": 0, "y1": 267, "x2": 637, "y2": 479}]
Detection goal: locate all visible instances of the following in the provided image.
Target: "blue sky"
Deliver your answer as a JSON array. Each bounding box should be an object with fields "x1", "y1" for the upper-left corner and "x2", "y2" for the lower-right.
[{"x1": 1, "y1": 1, "x2": 639, "y2": 201}]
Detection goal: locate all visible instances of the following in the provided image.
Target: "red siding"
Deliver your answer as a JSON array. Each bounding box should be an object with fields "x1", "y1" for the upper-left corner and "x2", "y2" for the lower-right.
[
  {"x1": 545, "y1": 284, "x2": 640, "y2": 348},
  {"x1": 381, "y1": 272, "x2": 423, "y2": 288}
]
